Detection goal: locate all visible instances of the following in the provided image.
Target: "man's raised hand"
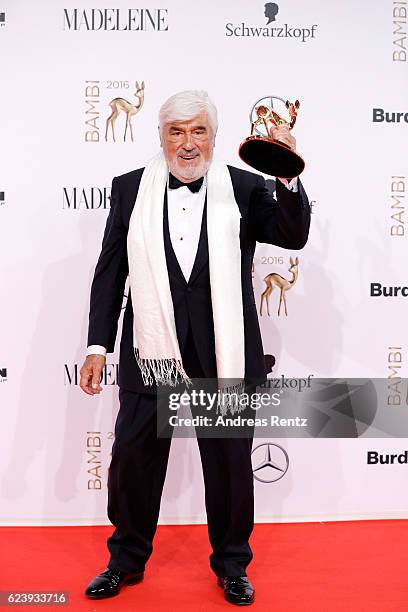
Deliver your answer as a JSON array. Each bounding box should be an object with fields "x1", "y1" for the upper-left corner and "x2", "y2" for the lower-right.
[{"x1": 269, "y1": 124, "x2": 296, "y2": 151}]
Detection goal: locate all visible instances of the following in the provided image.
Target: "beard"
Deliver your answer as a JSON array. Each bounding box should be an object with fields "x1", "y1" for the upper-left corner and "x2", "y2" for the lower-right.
[{"x1": 167, "y1": 147, "x2": 213, "y2": 182}]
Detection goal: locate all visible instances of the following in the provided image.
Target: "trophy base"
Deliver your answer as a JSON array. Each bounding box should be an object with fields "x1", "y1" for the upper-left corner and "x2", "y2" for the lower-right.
[{"x1": 238, "y1": 136, "x2": 305, "y2": 179}]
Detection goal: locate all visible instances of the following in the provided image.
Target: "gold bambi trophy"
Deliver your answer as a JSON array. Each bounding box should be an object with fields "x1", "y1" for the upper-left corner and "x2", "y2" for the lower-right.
[{"x1": 239, "y1": 95, "x2": 305, "y2": 179}]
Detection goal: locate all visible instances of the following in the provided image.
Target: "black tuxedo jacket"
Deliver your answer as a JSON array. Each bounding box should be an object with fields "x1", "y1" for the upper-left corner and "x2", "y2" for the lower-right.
[{"x1": 87, "y1": 165, "x2": 311, "y2": 393}]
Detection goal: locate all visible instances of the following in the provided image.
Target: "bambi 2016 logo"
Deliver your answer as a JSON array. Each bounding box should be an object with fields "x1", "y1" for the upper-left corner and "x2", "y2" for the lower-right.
[{"x1": 84, "y1": 80, "x2": 145, "y2": 143}]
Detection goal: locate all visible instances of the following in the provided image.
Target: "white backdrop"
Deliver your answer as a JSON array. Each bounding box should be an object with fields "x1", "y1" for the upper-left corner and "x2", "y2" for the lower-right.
[{"x1": 0, "y1": 0, "x2": 407, "y2": 525}]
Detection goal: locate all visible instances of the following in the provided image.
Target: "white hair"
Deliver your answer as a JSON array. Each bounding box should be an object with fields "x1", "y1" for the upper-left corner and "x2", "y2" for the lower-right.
[{"x1": 158, "y1": 90, "x2": 218, "y2": 136}]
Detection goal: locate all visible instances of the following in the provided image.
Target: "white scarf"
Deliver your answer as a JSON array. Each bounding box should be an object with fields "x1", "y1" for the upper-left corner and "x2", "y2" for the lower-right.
[{"x1": 127, "y1": 151, "x2": 245, "y2": 413}]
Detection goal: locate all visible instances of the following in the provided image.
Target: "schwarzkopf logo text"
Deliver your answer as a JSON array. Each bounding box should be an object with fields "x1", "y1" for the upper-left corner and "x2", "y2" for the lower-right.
[
  {"x1": 63, "y1": 8, "x2": 168, "y2": 31},
  {"x1": 261, "y1": 374, "x2": 314, "y2": 392},
  {"x1": 226, "y1": 2, "x2": 317, "y2": 42}
]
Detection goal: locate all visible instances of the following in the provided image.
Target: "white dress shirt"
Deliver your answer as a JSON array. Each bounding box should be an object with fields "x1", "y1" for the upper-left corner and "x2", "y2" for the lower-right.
[
  {"x1": 86, "y1": 175, "x2": 298, "y2": 357},
  {"x1": 167, "y1": 176, "x2": 207, "y2": 281}
]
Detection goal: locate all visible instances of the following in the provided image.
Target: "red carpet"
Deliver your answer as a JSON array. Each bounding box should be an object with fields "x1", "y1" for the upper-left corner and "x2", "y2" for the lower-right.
[{"x1": 1, "y1": 521, "x2": 408, "y2": 611}]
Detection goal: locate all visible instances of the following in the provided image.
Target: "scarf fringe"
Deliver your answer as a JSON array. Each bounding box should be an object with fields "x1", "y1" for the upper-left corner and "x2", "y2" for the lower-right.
[
  {"x1": 133, "y1": 348, "x2": 193, "y2": 388},
  {"x1": 135, "y1": 347, "x2": 245, "y2": 416},
  {"x1": 216, "y1": 381, "x2": 246, "y2": 416}
]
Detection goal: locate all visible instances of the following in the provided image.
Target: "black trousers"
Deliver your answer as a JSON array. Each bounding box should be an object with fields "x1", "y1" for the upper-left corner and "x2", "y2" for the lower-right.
[{"x1": 106, "y1": 328, "x2": 255, "y2": 577}]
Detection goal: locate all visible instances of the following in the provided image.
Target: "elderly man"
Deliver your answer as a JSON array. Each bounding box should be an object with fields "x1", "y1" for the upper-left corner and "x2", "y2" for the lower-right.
[{"x1": 81, "y1": 90, "x2": 310, "y2": 605}]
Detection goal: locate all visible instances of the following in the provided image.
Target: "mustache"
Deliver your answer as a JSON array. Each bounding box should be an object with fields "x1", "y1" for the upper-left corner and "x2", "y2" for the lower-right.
[{"x1": 176, "y1": 148, "x2": 201, "y2": 157}]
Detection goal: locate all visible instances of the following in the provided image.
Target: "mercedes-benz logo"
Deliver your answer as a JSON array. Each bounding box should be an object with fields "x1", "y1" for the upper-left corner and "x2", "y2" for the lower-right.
[
  {"x1": 250, "y1": 95, "x2": 289, "y2": 137},
  {"x1": 251, "y1": 442, "x2": 289, "y2": 483}
]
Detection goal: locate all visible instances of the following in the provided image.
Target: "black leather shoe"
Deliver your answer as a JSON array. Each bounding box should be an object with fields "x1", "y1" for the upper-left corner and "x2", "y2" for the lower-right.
[
  {"x1": 217, "y1": 576, "x2": 255, "y2": 605},
  {"x1": 85, "y1": 568, "x2": 144, "y2": 599}
]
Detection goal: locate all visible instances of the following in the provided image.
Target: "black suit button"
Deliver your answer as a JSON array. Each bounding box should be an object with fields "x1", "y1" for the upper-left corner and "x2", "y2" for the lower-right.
[{"x1": 187, "y1": 287, "x2": 192, "y2": 293}]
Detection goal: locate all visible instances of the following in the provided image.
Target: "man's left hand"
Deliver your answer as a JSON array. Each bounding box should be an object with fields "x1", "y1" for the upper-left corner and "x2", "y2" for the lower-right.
[{"x1": 269, "y1": 125, "x2": 296, "y2": 151}]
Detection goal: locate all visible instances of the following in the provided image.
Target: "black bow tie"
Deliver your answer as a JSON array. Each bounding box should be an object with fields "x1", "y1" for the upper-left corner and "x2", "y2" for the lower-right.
[{"x1": 168, "y1": 173, "x2": 204, "y2": 193}]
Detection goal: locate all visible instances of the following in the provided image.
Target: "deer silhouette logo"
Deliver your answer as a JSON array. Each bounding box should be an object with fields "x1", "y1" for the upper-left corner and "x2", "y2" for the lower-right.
[
  {"x1": 105, "y1": 81, "x2": 145, "y2": 143},
  {"x1": 260, "y1": 256, "x2": 299, "y2": 316}
]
